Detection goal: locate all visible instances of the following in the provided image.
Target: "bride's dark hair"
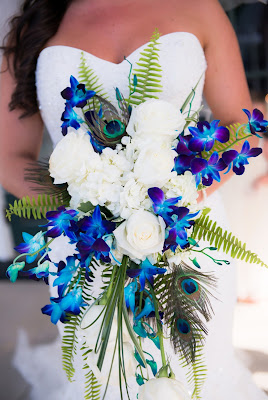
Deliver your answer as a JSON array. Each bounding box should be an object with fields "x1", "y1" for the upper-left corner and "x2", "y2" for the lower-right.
[{"x1": 1, "y1": 0, "x2": 72, "y2": 117}]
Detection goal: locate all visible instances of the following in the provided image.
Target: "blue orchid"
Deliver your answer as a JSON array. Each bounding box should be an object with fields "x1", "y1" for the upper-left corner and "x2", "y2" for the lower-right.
[
  {"x1": 174, "y1": 135, "x2": 196, "y2": 175},
  {"x1": 135, "y1": 296, "x2": 155, "y2": 320},
  {"x1": 126, "y1": 259, "x2": 166, "y2": 292},
  {"x1": 79, "y1": 206, "x2": 115, "y2": 239},
  {"x1": 77, "y1": 235, "x2": 111, "y2": 267},
  {"x1": 188, "y1": 120, "x2": 229, "y2": 152},
  {"x1": 147, "y1": 331, "x2": 161, "y2": 349},
  {"x1": 61, "y1": 102, "x2": 84, "y2": 136},
  {"x1": 124, "y1": 280, "x2": 138, "y2": 313},
  {"x1": 15, "y1": 231, "x2": 46, "y2": 263},
  {"x1": 133, "y1": 320, "x2": 148, "y2": 338},
  {"x1": 191, "y1": 152, "x2": 227, "y2": 186},
  {"x1": 77, "y1": 207, "x2": 115, "y2": 266},
  {"x1": 148, "y1": 187, "x2": 181, "y2": 223},
  {"x1": 22, "y1": 261, "x2": 50, "y2": 284},
  {"x1": 60, "y1": 287, "x2": 87, "y2": 314},
  {"x1": 165, "y1": 207, "x2": 199, "y2": 251},
  {"x1": 43, "y1": 206, "x2": 78, "y2": 241},
  {"x1": 42, "y1": 287, "x2": 87, "y2": 324},
  {"x1": 61, "y1": 76, "x2": 95, "y2": 108},
  {"x1": 243, "y1": 108, "x2": 268, "y2": 136},
  {"x1": 53, "y1": 256, "x2": 79, "y2": 291},
  {"x1": 222, "y1": 140, "x2": 262, "y2": 175},
  {"x1": 6, "y1": 262, "x2": 25, "y2": 282}
]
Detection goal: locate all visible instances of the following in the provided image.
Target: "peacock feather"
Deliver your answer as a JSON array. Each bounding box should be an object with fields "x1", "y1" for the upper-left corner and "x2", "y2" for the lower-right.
[
  {"x1": 84, "y1": 94, "x2": 130, "y2": 149},
  {"x1": 154, "y1": 262, "x2": 216, "y2": 364},
  {"x1": 24, "y1": 161, "x2": 70, "y2": 200}
]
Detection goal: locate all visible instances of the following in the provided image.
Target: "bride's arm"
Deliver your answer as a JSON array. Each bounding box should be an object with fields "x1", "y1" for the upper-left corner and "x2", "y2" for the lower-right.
[
  {"x1": 201, "y1": 0, "x2": 259, "y2": 196},
  {"x1": 0, "y1": 56, "x2": 44, "y2": 198}
]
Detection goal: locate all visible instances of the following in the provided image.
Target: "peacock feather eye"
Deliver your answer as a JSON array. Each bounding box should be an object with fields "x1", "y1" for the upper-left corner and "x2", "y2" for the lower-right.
[
  {"x1": 176, "y1": 318, "x2": 192, "y2": 342},
  {"x1": 103, "y1": 119, "x2": 125, "y2": 138},
  {"x1": 177, "y1": 276, "x2": 201, "y2": 301},
  {"x1": 181, "y1": 278, "x2": 198, "y2": 295}
]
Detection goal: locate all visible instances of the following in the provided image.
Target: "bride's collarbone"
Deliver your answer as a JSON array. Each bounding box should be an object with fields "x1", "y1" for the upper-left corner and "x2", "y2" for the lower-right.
[{"x1": 45, "y1": 0, "x2": 205, "y2": 63}]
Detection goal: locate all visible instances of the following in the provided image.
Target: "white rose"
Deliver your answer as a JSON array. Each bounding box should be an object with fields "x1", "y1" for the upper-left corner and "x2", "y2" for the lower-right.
[
  {"x1": 134, "y1": 143, "x2": 176, "y2": 187},
  {"x1": 49, "y1": 129, "x2": 100, "y2": 184},
  {"x1": 139, "y1": 377, "x2": 190, "y2": 400},
  {"x1": 126, "y1": 99, "x2": 185, "y2": 139},
  {"x1": 113, "y1": 210, "x2": 165, "y2": 261},
  {"x1": 80, "y1": 305, "x2": 131, "y2": 348},
  {"x1": 86, "y1": 341, "x2": 136, "y2": 386}
]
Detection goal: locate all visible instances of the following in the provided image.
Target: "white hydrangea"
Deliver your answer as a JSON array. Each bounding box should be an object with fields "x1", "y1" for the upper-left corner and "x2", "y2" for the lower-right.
[
  {"x1": 119, "y1": 178, "x2": 151, "y2": 219},
  {"x1": 165, "y1": 247, "x2": 193, "y2": 267},
  {"x1": 68, "y1": 172, "x2": 123, "y2": 215},
  {"x1": 163, "y1": 171, "x2": 199, "y2": 210}
]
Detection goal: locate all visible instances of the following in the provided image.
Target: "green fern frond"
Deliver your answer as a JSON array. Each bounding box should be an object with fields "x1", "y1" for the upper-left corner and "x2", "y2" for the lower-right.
[
  {"x1": 180, "y1": 346, "x2": 207, "y2": 400},
  {"x1": 5, "y1": 194, "x2": 69, "y2": 222},
  {"x1": 79, "y1": 52, "x2": 109, "y2": 110},
  {"x1": 83, "y1": 366, "x2": 101, "y2": 400},
  {"x1": 128, "y1": 28, "x2": 163, "y2": 106},
  {"x1": 62, "y1": 269, "x2": 94, "y2": 382},
  {"x1": 192, "y1": 214, "x2": 268, "y2": 267},
  {"x1": 204, "y1": 123, "x2": 251, "y2": 159}
]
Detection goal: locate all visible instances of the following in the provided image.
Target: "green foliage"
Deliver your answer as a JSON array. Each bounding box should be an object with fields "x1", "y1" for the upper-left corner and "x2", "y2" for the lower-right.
[
  {"x1": 6, "y1": 194, "x2": 68, "y2": 221},
  {"x1": 192, "y1": 213, "x2": 268, "y2": 267},
  {"x1": 79, "y1": 52, "x2": 109, "y2": 109},
  {"x1": 62, "y1": 269, "x2": 94, "y2": 382},
  {"x1": 83, "y1": 367, "x2": 101, "y2": 400},
  {"x1": 203, "y1": 123, "x2": 251, "y2": 160},
  {"x1": 127, "y1": 29, "x2": 163, "y2": 106},
  {"x1": 180, "y1": 347, "x2": 207, "y2": 400}
]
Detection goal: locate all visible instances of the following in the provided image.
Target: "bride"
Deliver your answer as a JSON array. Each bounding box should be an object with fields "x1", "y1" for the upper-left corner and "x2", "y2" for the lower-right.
[{"x1": 0, "y1": 0, "x2": 266, "y2": 399}]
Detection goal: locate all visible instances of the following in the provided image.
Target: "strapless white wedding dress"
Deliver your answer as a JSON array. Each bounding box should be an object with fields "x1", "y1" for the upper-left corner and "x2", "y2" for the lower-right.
[{"x1": 13, "y1": 32, "x2": 267, "y2": 400}]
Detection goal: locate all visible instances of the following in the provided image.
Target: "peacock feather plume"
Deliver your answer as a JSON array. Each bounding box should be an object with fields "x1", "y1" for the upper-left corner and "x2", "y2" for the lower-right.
[
  {"x1": 155, "y1": 262, "x2": 216, "y2": 364},
  {"x1": 84, "y1": 94, "x2": 130, "y2": 150}
]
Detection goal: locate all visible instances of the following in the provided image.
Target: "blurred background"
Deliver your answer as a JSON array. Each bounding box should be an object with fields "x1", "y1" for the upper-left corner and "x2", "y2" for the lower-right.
[{"x1": 0, "y1": 0, "x2": 268, "y2": 399}]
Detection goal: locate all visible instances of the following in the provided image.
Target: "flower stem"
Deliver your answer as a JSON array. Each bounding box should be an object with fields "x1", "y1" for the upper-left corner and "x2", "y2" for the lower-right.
[
  {"x1": 147, "y1": 283, "x2": 167, "y2": 369},
  {"x1": 13, "y1": 238, "x2": 55, "y2": 264}
]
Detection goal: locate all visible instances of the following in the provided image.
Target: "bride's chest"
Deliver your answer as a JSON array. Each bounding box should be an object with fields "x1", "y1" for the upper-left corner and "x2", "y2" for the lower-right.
[{"x1": 36, "y1": 33, "x2": 207, "y2": 147}]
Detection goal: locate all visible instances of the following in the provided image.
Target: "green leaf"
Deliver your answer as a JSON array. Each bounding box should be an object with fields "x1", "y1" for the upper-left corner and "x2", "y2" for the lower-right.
[
  {"x1": 122, "y1": 303, "x2": 147, "y2": 367},
  {"x1": 180, "y1": 345, "x2": 207, "y2": 400},
  {"x1": 78, "y1": 201, "x2": 95, "y2": 213},
  {"x1": 5, "y1": 194, "x2": 68, "y2": 222},
  {"x1": 127, "y1": 28, "x2": 162, "y2": 106},
  {"x1": 192, "y1": 214, "x2": 268, "y2": 268},
  {"x1": 180, "y1": 74, "x2": 203, "y2": 113},
  {"x1": 79, "y1": 52, "x2": 109, "y2": 110}
]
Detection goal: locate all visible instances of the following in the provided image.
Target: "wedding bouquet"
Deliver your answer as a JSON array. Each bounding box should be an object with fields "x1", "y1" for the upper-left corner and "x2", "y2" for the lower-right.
[{"x1": 6, "y1": 31, "x2": 268, "y2": 400}]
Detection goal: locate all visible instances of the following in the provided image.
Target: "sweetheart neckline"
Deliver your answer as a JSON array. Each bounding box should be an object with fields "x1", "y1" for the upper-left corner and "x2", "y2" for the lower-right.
[{"x1": 37, "y1": 32, "x2": 205, "y2": 66}]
